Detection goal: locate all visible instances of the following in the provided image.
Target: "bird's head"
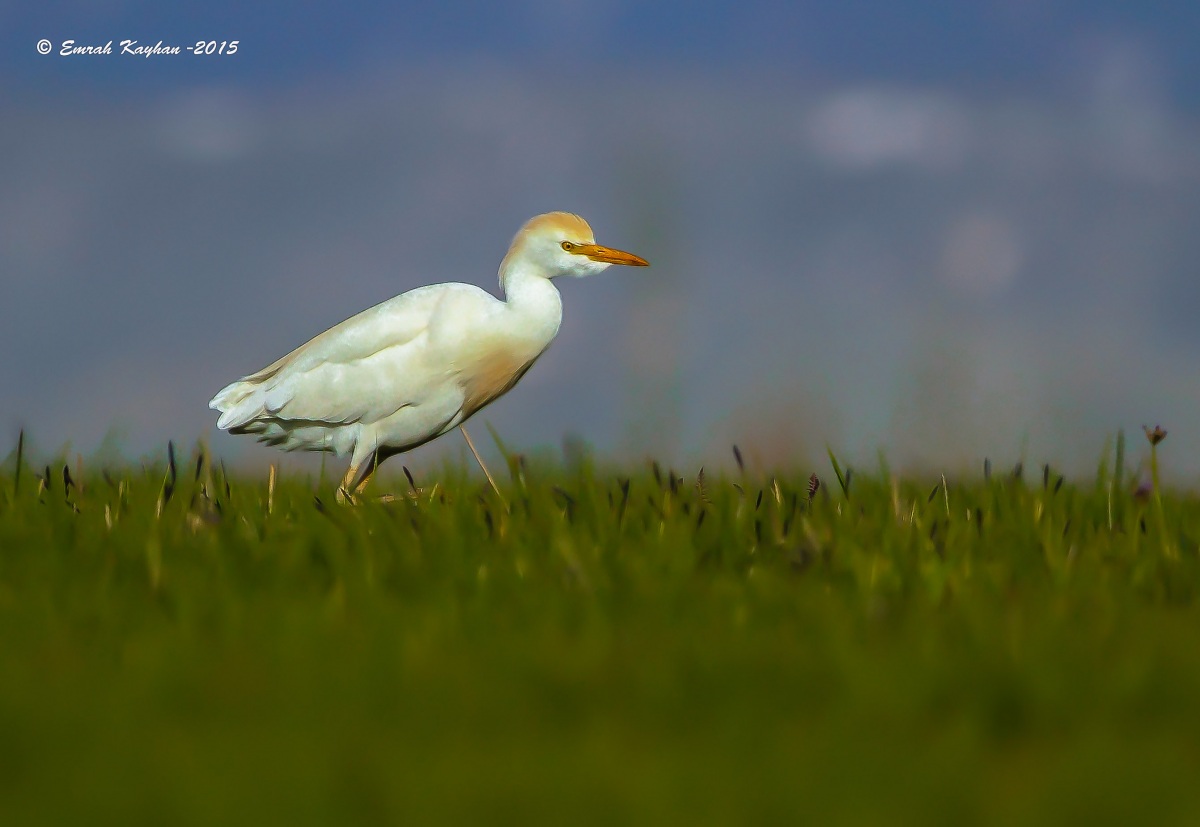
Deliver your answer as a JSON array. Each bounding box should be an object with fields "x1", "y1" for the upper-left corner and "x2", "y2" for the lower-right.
[{"x1": 499, "y1": 212, "x2": 648, "y2": 286}]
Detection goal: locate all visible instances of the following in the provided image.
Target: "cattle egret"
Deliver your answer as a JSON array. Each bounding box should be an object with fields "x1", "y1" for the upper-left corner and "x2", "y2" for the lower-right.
[{"x1": 209, "y1": 212, "x2": 649, "y2": 502}]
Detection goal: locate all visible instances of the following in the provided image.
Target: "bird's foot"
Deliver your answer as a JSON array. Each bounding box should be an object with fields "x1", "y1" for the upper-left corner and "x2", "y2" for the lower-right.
[
  {"x1": 336, "y1": 487, "x2": 424, "y2": 505},
  {"x1": 369, "y1": 489, "x2": 425, "y2": 504}
]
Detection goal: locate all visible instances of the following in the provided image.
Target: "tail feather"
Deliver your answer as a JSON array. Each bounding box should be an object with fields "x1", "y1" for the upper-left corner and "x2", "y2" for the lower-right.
[{"x1": 210, "y1": 379, "x2": 268, "y2": 431}]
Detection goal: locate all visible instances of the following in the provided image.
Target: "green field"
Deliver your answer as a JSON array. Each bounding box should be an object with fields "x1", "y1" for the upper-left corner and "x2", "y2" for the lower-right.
[{"x1": 2, "y1": 433, "x2": 1200, "y2": 825}]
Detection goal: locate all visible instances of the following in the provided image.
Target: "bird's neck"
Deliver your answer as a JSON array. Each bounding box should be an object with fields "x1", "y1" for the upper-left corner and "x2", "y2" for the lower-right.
[{"x1": 500, "y1": 266, "x2": 563, "y2": 344}]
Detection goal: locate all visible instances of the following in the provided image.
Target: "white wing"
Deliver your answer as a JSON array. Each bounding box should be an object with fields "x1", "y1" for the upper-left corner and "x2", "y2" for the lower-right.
[{"x1": 210, "y1": 282, "x2": 499, "y2": 432}]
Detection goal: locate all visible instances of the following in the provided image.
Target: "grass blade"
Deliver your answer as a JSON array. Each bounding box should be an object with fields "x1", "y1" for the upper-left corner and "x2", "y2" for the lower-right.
[
  {"x1": 827, "y1": 447, "x2": 850, "y2": 498},
  {"x1": 14, "y1": 429, "x2": 24, "y2": 498}
]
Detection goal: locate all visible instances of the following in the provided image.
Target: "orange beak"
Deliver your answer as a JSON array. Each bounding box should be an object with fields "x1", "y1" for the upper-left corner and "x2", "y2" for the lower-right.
[{"x1": 575, "y1": 243, "x2": 649, "y2": 267}]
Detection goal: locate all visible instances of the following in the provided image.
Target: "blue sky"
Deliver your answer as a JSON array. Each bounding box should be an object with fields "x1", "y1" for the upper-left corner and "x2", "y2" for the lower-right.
[
  {"x1": 4, "y1": 1, "x2": 1200, "y2": 476},
  {"x1": 6, "y1": 2, "x2": 1199, "y2": 103}
]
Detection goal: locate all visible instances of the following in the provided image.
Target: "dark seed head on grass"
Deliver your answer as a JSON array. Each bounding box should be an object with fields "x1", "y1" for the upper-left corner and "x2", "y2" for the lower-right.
[{"x1": 1144, "y1": 424, "x2": 1167, "y2": 446}]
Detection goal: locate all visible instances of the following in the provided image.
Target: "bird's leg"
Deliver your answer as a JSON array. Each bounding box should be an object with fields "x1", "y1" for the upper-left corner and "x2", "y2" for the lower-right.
[
  {"x1": 337, "y1": 453, "x2": 375, "y2": 505},
  {"x1": 339, "y1": 450, "x2": 406, "y2": 504},
  {"x1": 460, "y1": 426, "x2": 507, "y2": 509},
  {"x1": 335, "y1": 471, "x2": 358, "y2": 505},
  {"x1": 353, "y1": 463, "x2": 379, "y2": 498}
]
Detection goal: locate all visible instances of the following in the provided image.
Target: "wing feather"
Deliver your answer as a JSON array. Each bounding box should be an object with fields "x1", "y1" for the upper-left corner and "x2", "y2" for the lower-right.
[{"x1": 210, "y1": 283, "x2": 497, "y2": 431}]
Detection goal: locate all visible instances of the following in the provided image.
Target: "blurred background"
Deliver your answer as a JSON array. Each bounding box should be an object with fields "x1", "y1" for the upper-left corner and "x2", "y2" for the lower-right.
[{"x1": 3, "y1": 1, "x2": 1199, "y2": 478}]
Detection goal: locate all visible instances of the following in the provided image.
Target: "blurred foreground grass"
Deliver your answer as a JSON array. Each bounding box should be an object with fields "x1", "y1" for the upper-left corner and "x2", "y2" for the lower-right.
[{"x1": 1, "y1": 438, "x2": 1199, "y2": 825}]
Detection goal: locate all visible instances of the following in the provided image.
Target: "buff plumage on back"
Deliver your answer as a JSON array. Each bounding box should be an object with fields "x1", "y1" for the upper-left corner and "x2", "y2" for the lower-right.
[{"x1": 498, "y1": 212, "x2": 594, "y2": 285}]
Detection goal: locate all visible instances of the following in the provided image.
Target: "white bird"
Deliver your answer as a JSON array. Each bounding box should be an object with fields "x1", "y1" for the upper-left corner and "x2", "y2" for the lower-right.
[{"x1": 210, "y1": 212, "x2": 648, "y2": 501}]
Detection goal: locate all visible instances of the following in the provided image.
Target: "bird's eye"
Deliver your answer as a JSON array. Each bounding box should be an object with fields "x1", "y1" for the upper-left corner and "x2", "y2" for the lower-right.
[{"x1": 561, "y1": 241, "x2": 575, "y2": 252}]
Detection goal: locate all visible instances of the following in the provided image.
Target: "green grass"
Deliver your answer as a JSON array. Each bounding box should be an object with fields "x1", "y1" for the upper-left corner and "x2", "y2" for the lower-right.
[{"x1": 2, "y1": 437, "x2": 1200, "y2": 825}]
